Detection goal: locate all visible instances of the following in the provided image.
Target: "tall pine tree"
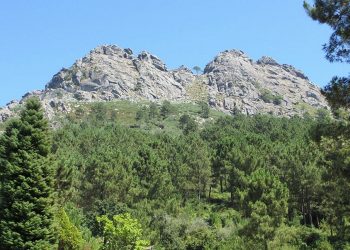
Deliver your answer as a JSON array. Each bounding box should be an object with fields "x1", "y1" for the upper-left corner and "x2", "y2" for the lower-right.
[{"x1": 0, "y1": 98, "x2": 55, "y2": 249}]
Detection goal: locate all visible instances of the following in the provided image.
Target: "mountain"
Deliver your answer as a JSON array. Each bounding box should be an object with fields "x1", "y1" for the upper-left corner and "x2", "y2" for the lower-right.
[{"x1": 0, "y1": 45, "x2": 328, "y2": 122}]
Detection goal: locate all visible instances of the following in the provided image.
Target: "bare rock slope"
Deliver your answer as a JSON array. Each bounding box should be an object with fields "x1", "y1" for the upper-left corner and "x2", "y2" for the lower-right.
[{"x1": 0, "y1": 45, "x2": 328, "y2": 122}]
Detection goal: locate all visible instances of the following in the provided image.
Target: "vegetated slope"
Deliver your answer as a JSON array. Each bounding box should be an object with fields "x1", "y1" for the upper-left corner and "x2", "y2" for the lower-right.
[
  {"x1": 50, "y1": 106, "x2": 338, "y2": 249},
  {"x1": 0, "y1": 45, "x2": 328, "y2": 123}
]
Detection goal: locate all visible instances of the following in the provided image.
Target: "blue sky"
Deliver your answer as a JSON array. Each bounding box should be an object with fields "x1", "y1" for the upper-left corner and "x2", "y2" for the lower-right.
[{"x1": 0, "y1": 0, "x2": 348, "y2": 106}]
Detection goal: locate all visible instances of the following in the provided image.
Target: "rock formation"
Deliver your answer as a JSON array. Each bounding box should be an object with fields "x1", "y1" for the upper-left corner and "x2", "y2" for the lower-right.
[{"x1": 0, "y1": 45, "x2": 329, "y2": 122}]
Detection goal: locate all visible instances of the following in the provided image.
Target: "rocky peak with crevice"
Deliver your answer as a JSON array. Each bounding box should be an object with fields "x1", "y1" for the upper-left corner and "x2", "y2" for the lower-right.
[{"x1": 0, "y1": 44, "x2": 329, "y2": 123}]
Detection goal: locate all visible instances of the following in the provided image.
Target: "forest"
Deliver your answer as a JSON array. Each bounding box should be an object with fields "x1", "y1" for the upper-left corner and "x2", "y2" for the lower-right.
[
  {"x1": 0, "y1": 0, "x2": 350, "y2": 249},
  {"x1": 0, "y1": 97, "x2": 349, "y2": 249}
]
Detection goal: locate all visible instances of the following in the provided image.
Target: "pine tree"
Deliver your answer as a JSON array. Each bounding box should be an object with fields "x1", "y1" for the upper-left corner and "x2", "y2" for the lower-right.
[
  {"x1": 199, "y1": 101, "x2": 209, "y2": 118},
  {"x1": 0, "y1": 98, "x2": 56, "y2": 249},
  {"x1": 304, "y1": 0, "x2": 350, "y2": 63},
  {"x1": 304, "y1": 0, "x2": 350, "y2": 110},
  {"x1": 241, "y1": 168, "x2": 289, "y2": 249},
  {"x1": 160, "y1": 100, "x2": 173, "y2": 119}
]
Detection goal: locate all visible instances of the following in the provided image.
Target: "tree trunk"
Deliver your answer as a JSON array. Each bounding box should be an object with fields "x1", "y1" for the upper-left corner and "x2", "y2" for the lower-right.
[
  {"x1": 306, "y1": 189, "x2": 313, "y2": 227},
  {"x1": 301, "y1": 188, "x2": 306, "y2": 225},
  {"x1": 220, "y1": 177, "x2": 223, "y2": 193},
  {"x1": 264, "y1": 240, "x2": 268, "y2": 250},
  {"x1": 316, "y1": 215, "x2": 320, "y2": 228}
]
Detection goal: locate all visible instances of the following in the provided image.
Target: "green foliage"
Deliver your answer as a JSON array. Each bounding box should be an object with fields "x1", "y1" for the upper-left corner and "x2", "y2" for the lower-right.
[
  {"x1": 148, "y1": 102, "x2": 159, "y2": 120},
  {"x1": 3, "y1": 97, "x2": 347, "y2": 249},
  {"x1": 199, "y1": 101, "x2": 210, "y2": 118},
  {"x1": 179, "y1": 114, "x2": 198, "y2": 135},
  {"x1": 160, "y1": 100, "x2": 174, "y2": 118},
  {"x1": 320, "y1": 135, "x2": 350, "y2": 244},
  {"x1": 322, "y1": 76, "x2": 350, "y2": 110},
  {"x1": 241, "y1": 168, "x2": 289, "y2": 245},
  {"x1": 97, "y1": 213, "x2": 149, "y2": 250},
  {"x1": 304, "y1": 0, "x2": 350, "y2": 111},
  {"x1": 57, "y1": 208, "x2": 83, "y2": 250},
  {"x1": 304, "y1": 0, "x2": 350, "y2": 63},
  {"x1": 269, "y1": 224, "x2": 332, "y2": 249},
  {"x1": 181, "y1": 134, "x2": 211, "y2": 200},
  {"x1": 192, "y1": 66, "x2": 202, "y2": 75},
  {"x1": 0, "y1": 98, "x2": 56, "y2": 249},
  {"x1": 2, "y1": 5, "x2": 350, "y2": 249},
  {"x1": 91, "y1": 102, "x2": 109, "y2": 122},
  {"x1": 260, "y1": 89, "x2": 283, "y2": 105}
]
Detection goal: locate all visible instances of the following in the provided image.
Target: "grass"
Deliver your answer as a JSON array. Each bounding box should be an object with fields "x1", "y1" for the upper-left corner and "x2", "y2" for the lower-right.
[
  {"x1": 295, "y1": 102, "x2": 318, "y2": 116},
  {"x1": 64, "y1": 100, "x2": 227, "y2": 135},
  {"x1": 186, "y1": 78, "x2": 209, "y2": 102}
]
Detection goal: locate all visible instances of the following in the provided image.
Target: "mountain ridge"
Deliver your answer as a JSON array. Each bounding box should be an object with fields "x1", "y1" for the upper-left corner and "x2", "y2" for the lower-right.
[{"x1": 0, "y1": 44, "x2": 329, "y2": 122}]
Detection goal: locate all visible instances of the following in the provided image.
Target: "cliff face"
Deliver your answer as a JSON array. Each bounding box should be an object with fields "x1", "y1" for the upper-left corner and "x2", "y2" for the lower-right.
[
  {"x1": 0, "y1": 45, "x2": 328, "y2": 122},
  {"x1": 203, "y1": 50, "x2": 327, "y2": 116}
]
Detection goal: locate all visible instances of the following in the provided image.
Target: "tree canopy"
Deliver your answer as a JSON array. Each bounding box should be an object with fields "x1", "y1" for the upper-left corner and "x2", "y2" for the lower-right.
[
  {"x1": 304, "y1": 0, "x2": 350, "y2": 111},
  {"x1": 0, "y1": 98, "x2": 55, "y2": 249}
]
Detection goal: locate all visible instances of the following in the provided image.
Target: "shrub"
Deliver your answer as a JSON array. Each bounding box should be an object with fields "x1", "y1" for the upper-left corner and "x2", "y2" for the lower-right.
[
  {"x1": 57, "y1": 208, "x2": 83, "y2": 250},
  {"x1": 97, "y1": 213, "x2": 149, "y2": 250},
  {"x1": 199, "y1": 101, "x2": 210, "y2": 118},
  {"x1": 260, "y1": 89, "x2": 283, "y2": 105},
  {"x1": 160, "y1": 100, "x2": 173, "y2": 118}
]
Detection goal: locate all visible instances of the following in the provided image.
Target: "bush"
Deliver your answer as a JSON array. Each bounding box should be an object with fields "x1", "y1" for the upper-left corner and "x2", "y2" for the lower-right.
[
  {"x1": 57, "y1": 208, "x2": 83, "y2": 250},
  {"x1": 199, "y1": 101, "x2": 210, "y2": 118},
  {"x1": 160, "y1": 100, "x2": 173, "y2": 118},
  {"x1": 97, "y1": 213, "x2": 149, "y2": 250},
  {"x1": 148, "y1": 102, "x2": 159, "y2": 120},
  {"x1": 260, "y1": 89, "x2": 283, "y2": 105},
  {"x1": 179, "y1": 114, "x2": 198, "y2": 135}
]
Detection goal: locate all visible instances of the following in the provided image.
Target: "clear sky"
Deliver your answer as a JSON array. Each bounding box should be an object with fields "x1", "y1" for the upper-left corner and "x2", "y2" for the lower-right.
[{"x1": 0, "y1": 0, "x2": 348, "y2": 106}]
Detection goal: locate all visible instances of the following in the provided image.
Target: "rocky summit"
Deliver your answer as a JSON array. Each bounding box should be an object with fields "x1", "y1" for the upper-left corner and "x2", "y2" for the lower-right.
[{"x1": 0, "y1": 45, "x2": 328, "y2": 122}]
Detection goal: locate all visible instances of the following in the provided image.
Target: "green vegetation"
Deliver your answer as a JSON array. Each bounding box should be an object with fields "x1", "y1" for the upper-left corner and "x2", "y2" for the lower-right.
[
  {"x1": 65, "y1": 100, "x2": 223, "y2": 135},
  {"x1": 199, "y1": 101, "x2": 210, "y2": 118},
  {"x1": 97, "y1": 213, "x2": 149, "y2": 250},
  {"x1": 53, "y1": 106, "x2": 350, "y2": 249},
  {"x1": 0, "y1": 98, "x2": 56, "y2": 249},
  {"x1": 57, "y1": 208, "x2": 83, "y2": 250},
  {"x1": 295, "y1": 102, "x2": 318, "y2": 117},
  {"x1": 304, "y1": 0, "x2": 350, "y2": 64},
  {"x1": 192, "y1": 66, "x2": 202, "y2": 75},
  {"x1": 304, "y1": 0, "x2": 350, "y2": 110},
  {"x1": 0, "y1": 3, "x2": 349, "y2": 249},
  {"x1": 260, "y1": 89, "x2": 283, "y2": 105},
  {"x1": 1, "y1": 97, "x2": 350, "y2": 249}
]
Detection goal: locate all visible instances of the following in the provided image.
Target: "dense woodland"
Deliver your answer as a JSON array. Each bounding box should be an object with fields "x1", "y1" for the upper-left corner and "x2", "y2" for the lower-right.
[
  {"x1": 1, "y1": 1, "x2": 350, "y2": 249},
  {"x1": 0, "y1": 97, "x2": 349, "y2": 249}
]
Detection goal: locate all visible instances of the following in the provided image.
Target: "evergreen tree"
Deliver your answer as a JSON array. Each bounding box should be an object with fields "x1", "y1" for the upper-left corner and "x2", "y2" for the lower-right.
[
  {"x1": 182, "y1": 134, "x2": 211, "y2": 200},
  {"x1": 160, "y1": 100, "x2": 173, "y2": 119},
  {"x1": 57, "y1": 208, "x2": 83, "y2": 250},
  {"x1": 148, "y1": 102, "x2": 159, "y2": 120},
  {"x1": 241, "y1": 168, "x2": 289, "y2": 249},
  {"x1": 199, "y1": 101, "x2": 209, "y2": 118},
  {"x1": 322, "y1": 76, "x2": 350, "y2": 110},
  {"x1": 192, "y1": 66, "x2": 202, "y2": 75},
  {"x1": 0, "y1": 98, "x2": 56, "y2": 249},
  {"x1": 304, "y1": 0, "x2": 350, "y2": 63},
  {"x1": 179, "y1": 114, "x2": 198, "y2": 135},
  {"x1": 304, "y1": 0, "x2": 350, "y2": 110}
]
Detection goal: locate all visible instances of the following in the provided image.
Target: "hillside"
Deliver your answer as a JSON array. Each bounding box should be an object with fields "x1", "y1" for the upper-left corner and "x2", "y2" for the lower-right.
[{"x1": 0, "y1": 45, "x2": 328, "y2": 123}]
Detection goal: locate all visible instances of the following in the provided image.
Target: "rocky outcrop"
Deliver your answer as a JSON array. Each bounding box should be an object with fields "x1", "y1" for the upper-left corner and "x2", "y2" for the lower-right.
[
  {"x1": 202, "y1": 50, "x2": 327, "y2": 116},
  {"x1": 0, "y1": 45, "x2": 329, "y2": 122}
]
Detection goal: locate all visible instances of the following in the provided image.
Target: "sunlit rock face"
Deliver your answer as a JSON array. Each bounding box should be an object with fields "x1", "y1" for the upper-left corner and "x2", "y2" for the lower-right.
[{"x1": 0, "y1": 45, "x2": 328, "y2": 122}]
